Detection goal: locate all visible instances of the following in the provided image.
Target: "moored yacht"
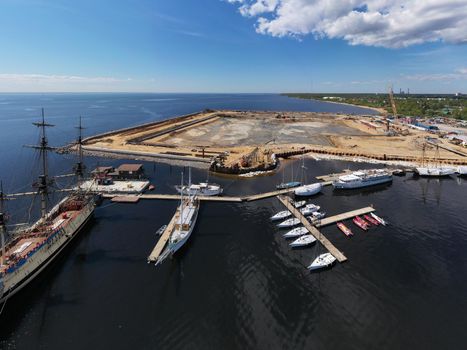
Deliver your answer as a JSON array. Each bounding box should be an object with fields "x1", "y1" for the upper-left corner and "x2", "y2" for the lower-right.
[{"x1": 332, "y1": 169, "x2": 392, "y2": 189}]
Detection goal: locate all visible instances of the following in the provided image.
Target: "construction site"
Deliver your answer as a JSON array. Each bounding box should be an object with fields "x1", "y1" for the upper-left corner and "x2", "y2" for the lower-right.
[{"x1": 78, "y1": 95, "x2": 467, "y2": 175}]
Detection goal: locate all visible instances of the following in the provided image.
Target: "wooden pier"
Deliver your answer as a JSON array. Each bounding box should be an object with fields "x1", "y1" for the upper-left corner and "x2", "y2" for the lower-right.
[
  {"x1": 315, "y1": 206, "x2": 375, "y2": 227},
  {"x1": 276, "y1": 195, "x2": 347, "y2": 263},
  {"x1": 147, "y1": 210, "x2": 179, "y2": 262}
]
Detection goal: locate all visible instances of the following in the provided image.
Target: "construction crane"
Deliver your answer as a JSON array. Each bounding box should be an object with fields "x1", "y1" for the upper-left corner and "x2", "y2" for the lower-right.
[{"x1": 388, "y1": 85, "x2": 398, "y2": 122}]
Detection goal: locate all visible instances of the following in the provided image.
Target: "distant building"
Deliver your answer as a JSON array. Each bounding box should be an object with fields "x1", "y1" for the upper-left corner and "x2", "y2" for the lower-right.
[{"x1": 116, "y1": 164, "x2": 145, "y2": 179}]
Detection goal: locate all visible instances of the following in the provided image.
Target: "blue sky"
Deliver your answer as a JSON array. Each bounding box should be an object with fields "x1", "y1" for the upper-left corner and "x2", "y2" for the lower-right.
[{"x1": 0, "y1": 0, "x2": 466, "y2": 93}]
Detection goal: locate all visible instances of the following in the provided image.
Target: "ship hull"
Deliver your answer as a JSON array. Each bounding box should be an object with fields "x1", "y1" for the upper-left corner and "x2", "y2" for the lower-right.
[
  {"x1": 333, "y1": 176, "x2": 392, "y2": 189},
  {"x1": 0, "y1": 201, "x2": 94, "y2": 303},
  {"x1": 169, "y1": 205, "x2": 199, "y2": 255}
]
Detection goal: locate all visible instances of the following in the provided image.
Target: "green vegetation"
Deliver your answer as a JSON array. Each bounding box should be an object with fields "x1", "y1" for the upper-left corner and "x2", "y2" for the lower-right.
[{"x1": 283, "y1": 93, "x2": 467, "y2": 120}]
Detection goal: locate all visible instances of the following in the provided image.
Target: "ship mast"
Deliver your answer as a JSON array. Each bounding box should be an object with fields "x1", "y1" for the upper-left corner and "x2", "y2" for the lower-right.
[
  {"x1": 74, "y1": 116, "x2": 86, "y2": 188},
  {"x1": 0, "y1": 181, "x2": 6, "y2": 266},
  {"x1": 30, "y1": 108, "x2": 55, "y2": 219}
]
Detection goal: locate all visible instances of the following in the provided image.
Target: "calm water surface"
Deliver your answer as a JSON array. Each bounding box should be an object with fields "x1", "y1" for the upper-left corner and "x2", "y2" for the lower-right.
[{"x1": 0, "y1": 94, "x2": 466, "y2": 350}]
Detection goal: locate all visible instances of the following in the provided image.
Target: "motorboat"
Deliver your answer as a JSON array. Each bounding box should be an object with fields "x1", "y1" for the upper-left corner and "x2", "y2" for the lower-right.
[
  {"x1": 283, "y1": 226, "x2": 308, "y2": 238},
  {"x1": 336, "y1": 222, "x2": 353, "y2": 237},
  {"x1": 307, "y1": 253, "x2": 337, "y2": 271},
  {"x1": 353, "y1": 216, "x2": 369, "y2": 231},
  {"x1": 270, "y1": 210, "x2": 291, "y2": 221},
  {"x1": 277, "y1": 217, "x2": 300, "y2": 228},
  {"x1": 294, "y1": 183, "x2": 322, "y2": 196},
  {"x1": 370, "y1": 212, "x2": 387, "y2": 226},
  {"x1": 289, "y1": 235, "x2": 316, "y2": 248},
  {"x1": 300, "y1": 204, "x2": 320, "y2": 216},
  {"x1": 293, "y1": 200, "x2": 306, "y2": 208},
  {"x1": 364, "y1": 214, "x2": 379, "y2": 225}
]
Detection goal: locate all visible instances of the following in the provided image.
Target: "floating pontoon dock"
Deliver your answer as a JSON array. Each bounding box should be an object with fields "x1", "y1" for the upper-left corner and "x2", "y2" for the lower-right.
[
  {"x1": 315, "y1": 206, "x2": 375, "y2": 228},
  {"x1": 276, "y1": 195, "x2": 347, "y2": 263},
  {"x1": 148, "y1": 211, "x2": 179, "y2": 263}
]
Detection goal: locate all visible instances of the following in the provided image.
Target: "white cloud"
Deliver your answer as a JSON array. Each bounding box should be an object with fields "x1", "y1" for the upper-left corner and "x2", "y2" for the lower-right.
[
  {"x1": 402, "y1": 68, "x2": 467, "y2": 81},
  {"x1": 0, "y1": 73, "x2": 155, "y2": 92},
  {"x1": 227, "y1": 0, "x2": 467, "y2": 48}
]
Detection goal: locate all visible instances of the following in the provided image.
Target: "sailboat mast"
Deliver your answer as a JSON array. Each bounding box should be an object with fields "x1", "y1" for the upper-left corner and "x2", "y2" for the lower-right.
[
  {"x1": 33, "y1": 108, "x2": 54, "y2": 219},
  {"x1": 0, "y1": 181, "x2": 6, "y2": 266},
  {"x1": 75, "y1": 116, "x2": 86, "y2": 187},
  {"x1": 180, "y1": 172, "x2": 184, "y2": 226}
]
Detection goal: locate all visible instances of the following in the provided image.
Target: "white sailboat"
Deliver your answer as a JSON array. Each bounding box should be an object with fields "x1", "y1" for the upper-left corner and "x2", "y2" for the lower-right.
[
  {"x1": 277, "y1": 217, "x2": 300, "y2": 228},
  {"x1": 283, "y1": 226, "x2": 308, "y2": 238},
  {"x1": 289, "y1": 235, "x2": 316, "y2": 248},
  {"x1": 294, "y1": 152, "x2": 322, "y2": 196},
  {"x1": 307, "y1": 252, "x2": 336, "y2": 271},
  {"x1": 270, "y1": 210, "x2": 291, "y2": 221},
  {"x1": 157, "y1": 173, "x2": 199, "y2": 263}
]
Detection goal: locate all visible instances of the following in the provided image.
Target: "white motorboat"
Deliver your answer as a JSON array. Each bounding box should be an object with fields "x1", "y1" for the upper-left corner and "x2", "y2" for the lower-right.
[
  {"x1": 293, "y1": 200, "x2": 306, "y2": 208},
  {"x1": 289, "y1": 235, "x2": 316, "y2": 247},
  {"x1": 307, "y1": 253, "x2": 336, "y2": 271},
  {"x1": 415, "y1": 167, "x2": 455, "y2": 177},
  {"x1": 270, "y1": 210, "x2": 292, "y2": 221},
  {"x1": 300, "y1": 204, "x2": 320, "y2": 216},
  {"x1": 309, "y1": 211, "x2": 326, "y2": 220},
  {"x1": 332, "y1": 169, "x2": 392, "y2": 189},
  {"x1": 277, "y1": 218, "x2": 300, "y2": 228},
  {"x1": 175, "y1": 167, "x2": 223, "y2": 196},
  {"x1": 294, "y1": 183, "x2": 322, "y2": 196},
  {"x1": 283, "y1": 226, "x2": 308, "y2": 238},
  {"x1": 370, "y1": 212, "x2": 387, "y2": 226},
  {"x1": 457, "y1": 166, "x2": 467, "y2": 176}
]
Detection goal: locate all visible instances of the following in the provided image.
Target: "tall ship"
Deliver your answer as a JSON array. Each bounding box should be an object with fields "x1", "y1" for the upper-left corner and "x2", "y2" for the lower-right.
[
  {"x1": 155, "y1": 172, "x2": 199, "y2": 265},
  {"x1": 332, "y1": 169, "x2": 393, "y2": 189},
  {"x1": 0, "y1": 111, "x2": 96, "y2": 303},
  {"x1": 415, "y1": 143, "x2": 455, "y2": 177}
]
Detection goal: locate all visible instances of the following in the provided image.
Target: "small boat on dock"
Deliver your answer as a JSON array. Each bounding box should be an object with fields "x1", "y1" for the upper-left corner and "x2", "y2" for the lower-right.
[
  {"x1": 364, "y1": 214, "x2": 379, "y2": 226},
  {"x1": 293, "y1": 200, "x2": 306, "y2": 208},
  {"x1": 307, "y1": 253, "x2": 336, "y2": 271},
  {"x1": 353, "y1": 216, "x2": 369, "y2": 231},
  {"x1": 294, "y1": 183, "x2": 322, "y2": 196},
  {"x1": 277, "y1": 217, "x2": 300, "y2": 228},
  {"x1": 283, "y1": 226, "x2": 308, "y2": 238},
  {"x1": 276, "y1": 181, "x2": 301, "y2": 190},
  {"x1": 300, "y1": 204, "x2": 320, "y2": 216},
  {"x1": 370, "y1": 212, "x2": 387, "y2": 226},
  {"x1": 336, "y1": 222, "x2": 353, "y2": 237},
  {"x1": 270, "y1": 210, "x2": 292, "y2": 221},
  {"x1": 289, "y1": 235, "x2": 316, "y2": 248}
]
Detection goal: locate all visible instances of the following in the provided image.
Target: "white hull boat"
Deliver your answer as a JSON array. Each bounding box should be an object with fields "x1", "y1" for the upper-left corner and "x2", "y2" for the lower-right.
[
  {"x1": 271, "y1": 210, "x2": 292, "y2": 221},
  {"x1": 283, "y1": 226, "x2": 308, "y2": 238},
  {"x1": 294, "y1": 183, "x2": 322, "y2": 196},
  {"x1": 307, "y1": 253, "x2": 336, "y2": 271},
  {"x1": 176, "y1": 182, "x2": 223, "y2": 196},
  {"x1": 290, "y1": 235, "x2": 316, "y2": 247},
  {"x1": 300, "y1": 204, "x2": 320, "y2": 216},
  {"x1": 277, "y1": 218, "x2": 300, "y2": 228},
  {"x1": 293, "y1": 200, "x2": 306, "y2": 208},
  {"x1": 333, "y1": 169, "x2": 392, "y2": 189},
  {"x1": 370, "y1": 212, "x2": 387, "y2": 226},
  {"x1": 457, "y1": 166, "x2": 467, "y2": 176},
  {"x1": 415, "y1": 167, "x2": 455, "y2": 177}
]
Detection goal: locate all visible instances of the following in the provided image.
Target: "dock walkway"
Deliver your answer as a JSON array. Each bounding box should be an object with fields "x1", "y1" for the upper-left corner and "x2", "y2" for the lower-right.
[
  {"x1": 148, "y1": 211, "x2": 179, "y2": 262},
  {"x1": 316, "y1": 207, "x2": 375, "y2": 227},
  {"x1": 276, "y1": 195, "x2": 347, "y2": 263}
]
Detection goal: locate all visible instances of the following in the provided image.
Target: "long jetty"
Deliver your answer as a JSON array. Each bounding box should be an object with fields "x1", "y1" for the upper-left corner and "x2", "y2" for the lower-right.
[
  {"x1": 315, "y1": 206, "x2": 375, "y2": 227},
  {"x1": 276, "y1": 195, "x2": 347, "y2": 263}
]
